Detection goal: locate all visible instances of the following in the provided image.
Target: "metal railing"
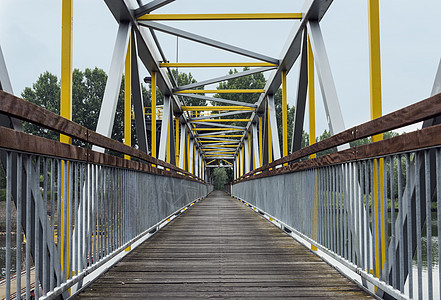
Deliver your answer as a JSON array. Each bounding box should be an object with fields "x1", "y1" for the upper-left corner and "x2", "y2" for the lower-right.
[
  {"x1": 0, "y1": 90, "x2": 212, "y2": 299},
  {"x1": 233, "y1": 92, "x2": 441, "y2": 300}
]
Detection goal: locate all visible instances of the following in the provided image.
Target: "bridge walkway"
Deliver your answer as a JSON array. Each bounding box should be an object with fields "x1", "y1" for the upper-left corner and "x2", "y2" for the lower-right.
[{"x1": 74, "y1": 191, "x2": 373, "y2": 299}]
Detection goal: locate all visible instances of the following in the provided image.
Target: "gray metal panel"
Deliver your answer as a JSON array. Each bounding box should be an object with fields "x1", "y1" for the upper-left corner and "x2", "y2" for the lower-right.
[
  {"x1": 94, "y1": 23, "x2": 131, "y2": 152},
  {"x1": 138, "y1": 21, "x2": 279, "y2": 64},
  {"x1": 134, "y1": 0, "x2": 176, "y2": 17},
  {"x1": 291, "y1": 29, "x2": 308, "y2": 153},
  {"x1": 306, "y1": 21, "x2": 346, "y2": 138},
  {"x1": 158, "y1": 95, "x2": 171, "y2": 162},
  {"x1": 173, "y1": 67, "x2": 276, "y2": 92},
  {"x1": 267, "y1": 94, "x2": 281, "y2": 160},
  {"x1": 178, "y1": 93, "x2": 257, "y2": 108},
  {"x1": 131, "y1": 33, "x2": 149, "y2": 154}
]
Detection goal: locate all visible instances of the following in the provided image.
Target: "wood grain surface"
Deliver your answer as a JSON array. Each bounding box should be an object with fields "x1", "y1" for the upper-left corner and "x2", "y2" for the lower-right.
[{"x1": 74, "y1": 191, "x2": 374, "y2": 299}]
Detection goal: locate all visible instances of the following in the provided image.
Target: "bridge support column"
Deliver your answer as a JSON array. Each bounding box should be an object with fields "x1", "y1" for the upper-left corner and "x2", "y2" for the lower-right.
[
  {"x1": 291, "y1": 29, "x2": 308, "y2": 154},
  {"x1": 130, "y1": 33, "x2": 149, "y2": 154}
]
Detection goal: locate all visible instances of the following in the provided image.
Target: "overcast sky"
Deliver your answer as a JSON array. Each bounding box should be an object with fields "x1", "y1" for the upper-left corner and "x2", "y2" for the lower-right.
[{"x1": 1, "y1": 0, "x2": 440, "y2": 136}]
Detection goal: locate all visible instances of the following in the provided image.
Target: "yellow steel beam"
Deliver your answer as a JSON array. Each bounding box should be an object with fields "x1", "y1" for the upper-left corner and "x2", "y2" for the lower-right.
[
  {"x1": 222, "y1": 159, "x2": 233, "y2": 166},
  {"x1": 248, "y1": 132, "x2": 251, "y2": 171},
  {"x1": 175, "y1": 118, "x2": 179, "y2": 166},
  {"x1": 200, "y1": 135, "x2": 243, "y2": 138},
  {"x1": 192, "y1": 128, "x2": 243, "y2": 131},
  {"x1": 160, "y1": 62, "x2": 277, "y2": 68},
  {"x1": 369, "y1": 0, "x2": 384, "y2": 280},
  {"x1": 282, "y1": 70, "x2": 288, "y2": 162},
  {"x1": 199, "y1": 141, "x2": 239, "y2": 144},
  {"x1": 207, "y1": 159, "x2": 216, "y2": 165},
  {"x1": 61, "y1": 0, "x2": 73, "y2": 145},
  {"x1": 203, "y1": 145, "x2": 238, "y2": 148},
  {"x1": 60, "y1": 0, "x2": 72, "y2": 281},
  {"x1": 176, "y1": 89, "x2": 264, "y2": 94},
  {"x1": 138, "y1": 13, "x2": 302, "y2": 21},
  {"x1": 186, "y1": 134, "x2": 190, "y2": 171},
  {"x1": 124, "y1": 36, "x2": 131, "y2": 161},
  {"x1": 182, "y1": 106, "x2": 254, "y2": 111},
  {"x1": 151, "y1": 72, "x2": 157, "y2": 159},
  {"x1": 308, "y1": 35, "x2": 316, "y2": 159},
  {"x1": 191, "y1": 119, "x2": 251, "y2": 122}
]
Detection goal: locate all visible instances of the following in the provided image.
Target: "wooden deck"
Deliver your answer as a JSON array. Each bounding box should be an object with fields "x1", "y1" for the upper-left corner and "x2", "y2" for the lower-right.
[{"x1": 75, "y1": 191, "x2": 374, "y2": 299}]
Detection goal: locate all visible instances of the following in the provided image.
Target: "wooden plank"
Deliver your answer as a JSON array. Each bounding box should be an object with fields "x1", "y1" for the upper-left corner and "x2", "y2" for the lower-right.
[
  {"x1": 0, "y1": 90, "x2": 201, "y2": 181},
  {"x1": 238, "y1": 122, "x2": 441, "y2": 182},
  {"x1": 74, "y1": 191, "x2": 373, "y2": 299}
]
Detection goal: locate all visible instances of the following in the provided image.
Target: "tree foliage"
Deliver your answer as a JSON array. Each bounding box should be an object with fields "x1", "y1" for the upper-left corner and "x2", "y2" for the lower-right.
[
  {"x1": 22, "y1": 68, "x2": 138, "y2": 148},
  {"x1": 213, "y1": 167, "x2": 228, "y2": 190}
]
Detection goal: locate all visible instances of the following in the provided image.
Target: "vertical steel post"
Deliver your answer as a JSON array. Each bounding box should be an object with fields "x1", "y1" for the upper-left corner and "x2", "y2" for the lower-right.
[
  {"x1": 124, "y1": 36, "x2": 131, "y2": 160},
  {"x1": 308, "y1": 34, "x2": 316, "y2": 159},
  {"x1": 61, "y1": 0, "x2": 73, "y2": 283},
  {"x1": 176, "y1": 118, "x2": 180, "y2": 167},
  {"x1": 368, "y1": 0, "x2": 385, "y2": 280},
  {"x1": 282, "y1": 70, "x2": 288, "y2": 160},
  {"x1": 259, "y1": 116, "x2": 263, "y2": 167},
  {"x1": 151, "y1": 72, "x2": 157, "y2": 159}
]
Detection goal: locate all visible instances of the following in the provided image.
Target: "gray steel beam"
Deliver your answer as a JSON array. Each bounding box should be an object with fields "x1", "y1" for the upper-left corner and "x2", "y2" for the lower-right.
[
  {"x1": 131, "y1": 33, "x2": 149, "y2": 154},
  {"x1": 173, "y1": 67, "x2": 275, "y2": 92},
  {"x1": 158, "y1": 95, "x2": 171, "y2": 162},
  {"x1": 206, "y1": 165, "x2": 233, "y2": 168},
  {"x1": 0, "y1": 45, "x2": 23, "y2": 131},
  {"x1": 178, "y1": 94, "x2": 257, "y2": 108},
  {"x1": 236, "y1": 0, "x2": 334, "y2": 152},
  {"x1": 94, "y1": 23, "x2": 131, "y2": 152},
  {"x1": 138, "y1": 21, "x2": 279, "y2": 64},
  {"x1": 197, "y1": 130, "x2": 244, "y2": 137},
  {"x1": 134, "y1": 0, "x2": 176, "y2": 17},
  {"x1": 291, "y1": 29, "x2": 308, "y2": 153},
  {"x1": 244, "y1": 137, "x2": 250, "y2": 173},
  {"x1": 0, "y1": 45, "x2": 13, "y2": 94},
  {"x1": 307, "y1": 21, "x2": 346, "y2": 141},
  {"x1": 268, "y1": 94, "x2": 281, "y2": 160},
  {"x1": 104, "y1": 0, "x2": 203, "y2": 153},
  {"x1": 190, "y1": 122, "x2": 246, "y2": 129},
  {"x1": 252, "y1": 123, "x2": 260, "y2": 169},
  {"x1": 190, "y1": 110, "x2": 252, "y2": 121},
  {"x1": 198, "y1": 138, "x2": 239, "y2": 142},
  {"x1": 178, "y1": 121, "x2": 186, "y2": 169}
]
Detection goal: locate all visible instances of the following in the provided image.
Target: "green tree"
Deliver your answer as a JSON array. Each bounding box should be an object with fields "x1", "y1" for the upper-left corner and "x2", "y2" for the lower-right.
[
  {"x1": 213, "y1": 167, "x2": 228, "y2": 190},
  {"x1": 214, "y1": 68, "x2": 265, "y2": 126},
  {"x1": 22, "y1": 71, "x2": 60, "y2": 140},
  {"x1": 21, "y1": 68, "x2": 138, "y2": 149},
  {"x1": 170, "y1": 69, "x2": 205, "y2": 106}
]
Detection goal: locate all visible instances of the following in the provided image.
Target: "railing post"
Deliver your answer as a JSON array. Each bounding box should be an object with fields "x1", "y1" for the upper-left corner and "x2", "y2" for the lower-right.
[{"x1": 368, "y1": 0, "x2": 385, "y2": 282}]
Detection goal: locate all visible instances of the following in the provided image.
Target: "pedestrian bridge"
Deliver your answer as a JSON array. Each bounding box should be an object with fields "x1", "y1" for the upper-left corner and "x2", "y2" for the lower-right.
[{"x1": 0, "y1": 0, "x2": 440, "y2": 299}]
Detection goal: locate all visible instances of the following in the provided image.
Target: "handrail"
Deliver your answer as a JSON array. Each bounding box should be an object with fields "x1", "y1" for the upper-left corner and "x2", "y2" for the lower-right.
[
  {"x1": 235, "y1": 122, "x2": 441, "y2": 183},
  {"x1": 0, "y1": 90, "x2": 204, "y2": 183},
  {"x1": 235, "y1": 92, "x2": 441, "y2": 182}
]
